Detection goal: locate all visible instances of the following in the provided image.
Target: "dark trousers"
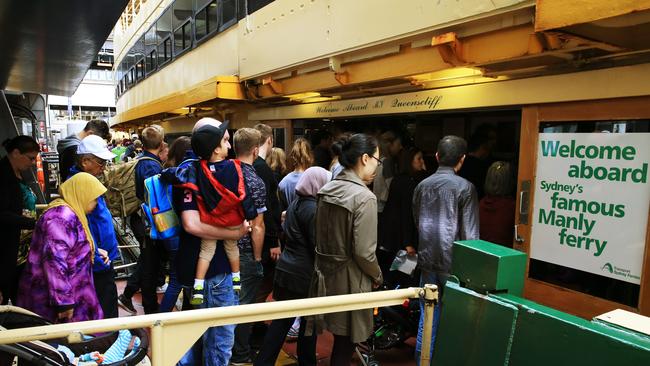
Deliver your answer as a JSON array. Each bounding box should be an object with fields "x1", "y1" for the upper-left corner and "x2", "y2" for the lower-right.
[
  {"x1": 123, "y1": 261, "x2": 140, "y2": 298},
  {"x1": 232, "y1": 249, "x2": 264, "y2": 362},
  {"x1": 254, "y1": 286, "x2": 317, "y2": 366},
  {"x1": 140, "y1": 236, "x2": 164, "y2": 314},
  {"x1": 93, "y1": 267, "x2": 118, "y2": 318},
  {"x1": 330, "y1": 335, "x2": 355, "y2": 366},
  {"x1": 129, "y1": 213, "x2": 163, "y2": 314}
]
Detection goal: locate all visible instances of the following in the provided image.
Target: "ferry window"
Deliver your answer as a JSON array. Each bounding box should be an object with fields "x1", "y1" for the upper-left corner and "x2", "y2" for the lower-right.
[
  {"x1": 246, "y1": 0, "x2": 273, "y2": 15},
  {"x1": 195, "y1": 1, "x2": 218, "y2": 41},
  {"x1": 158, "y1": 36, "x2": 172, "y2": 65},
  {"x1": 174, "y1": 20, "x2": 192, "y2": 55},
  {"x1": 173, "y1": 0, "x2": 194, "y2": 30},
  {"x1": 157, "y1": 6, "x2": 173, "y2": 65},
  {"x1": 146, "y1": 50, "x2": 157, "y2": 74},
  {"x1": 219, "y1": 0, "x2": 238, "y2": 31},
  {"x1": 136, "y1": 59, "x2": 145, "y2": 81},
  {"x1": 530, "y1": 119, "x2": 650, "y2": 308}
]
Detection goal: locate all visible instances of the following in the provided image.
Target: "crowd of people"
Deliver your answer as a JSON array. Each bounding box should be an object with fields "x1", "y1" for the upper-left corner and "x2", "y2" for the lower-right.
[{"x1": 0, "y1": 117, "x2": 517, "y2": 366}]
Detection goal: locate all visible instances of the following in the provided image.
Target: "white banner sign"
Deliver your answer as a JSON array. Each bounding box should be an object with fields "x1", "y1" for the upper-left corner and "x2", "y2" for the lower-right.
[{"x1": 531, "y1": 133, "x2": 650, "y2": 285}]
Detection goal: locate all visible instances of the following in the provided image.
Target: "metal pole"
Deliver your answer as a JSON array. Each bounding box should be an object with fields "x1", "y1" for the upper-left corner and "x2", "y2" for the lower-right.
[
  {"x1": 419, "y1": 284, "x2": 438, "y2": 366},
  {"x1": 151, "y1": 321, "x2": 163, "y2": 366}
]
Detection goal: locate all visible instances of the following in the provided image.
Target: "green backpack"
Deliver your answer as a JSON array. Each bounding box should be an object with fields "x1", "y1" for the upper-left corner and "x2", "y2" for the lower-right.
[{"x1": 101, "y1": 157, "x2": 161, "y2": 218}]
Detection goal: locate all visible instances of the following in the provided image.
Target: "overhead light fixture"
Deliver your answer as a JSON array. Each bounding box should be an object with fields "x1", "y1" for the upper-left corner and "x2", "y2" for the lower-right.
[{"x1": 286, "y1": 92, "x2": 322, "y2": 101}]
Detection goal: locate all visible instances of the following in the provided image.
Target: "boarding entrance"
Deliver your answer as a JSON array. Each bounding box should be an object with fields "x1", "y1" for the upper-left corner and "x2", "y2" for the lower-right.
[{"x1": 517, "y1": 96, "x2": 650, "y2": 319}]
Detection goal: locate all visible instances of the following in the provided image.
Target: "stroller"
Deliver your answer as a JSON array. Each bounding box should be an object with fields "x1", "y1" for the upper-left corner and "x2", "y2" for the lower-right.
[{"x1": 0, "y1": 306, "x2": 149, "y2": 366}]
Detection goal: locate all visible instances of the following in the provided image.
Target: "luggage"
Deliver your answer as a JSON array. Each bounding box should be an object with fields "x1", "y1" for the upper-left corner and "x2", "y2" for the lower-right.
[{"x1": 101, "y1": 157, "x2": 161, "y2": 218}]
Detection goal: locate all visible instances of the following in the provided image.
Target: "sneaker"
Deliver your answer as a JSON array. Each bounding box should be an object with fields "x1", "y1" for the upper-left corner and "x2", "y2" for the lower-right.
[
  {"x1": 286, "y1": 323, "x2": 299, "y2": 341},
  {"x1": 157, "y1": 283, "x2": 168, "y2": 294},
  {"x1": 118, "y1": 294, "x2": 137, "y2": 315},
  {"x1": 232, "y1": 275, "x2": 241, "y2": 293},
  {"x1": 191, "y1": 284, "x2": 204, "y2": 306}
]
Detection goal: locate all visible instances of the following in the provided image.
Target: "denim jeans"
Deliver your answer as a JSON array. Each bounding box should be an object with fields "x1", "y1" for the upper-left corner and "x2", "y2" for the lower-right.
[
  {"x1": 159, "y1": 237, "x2": 182, "y2": 312},
  {"x1": 415, "y1": 270, "x2": 449, "y2": 366},
  {"x1": 177, "y1": 272, "x2": 238, "y2": 366},
  {"x1": 231, "y1": 248, "x2": 264, "y2": 362}
]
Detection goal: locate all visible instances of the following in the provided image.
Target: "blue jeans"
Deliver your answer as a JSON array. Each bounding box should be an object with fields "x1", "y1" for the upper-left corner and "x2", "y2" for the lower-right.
[
  {"x1": 159, "y1": 237, "x2": 182, "y2": 312},
  {"x1": 177, "y1": 273, "x2": 238, "y2": 366},
  {"x1": 415, "y1": 270, "x2": 448, "y2": 366}
]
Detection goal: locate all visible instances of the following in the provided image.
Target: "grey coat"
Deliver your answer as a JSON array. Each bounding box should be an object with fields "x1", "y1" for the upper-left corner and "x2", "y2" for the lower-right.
[{"x1": 311, "y1": 169, "x2": 383, "y2": 343}]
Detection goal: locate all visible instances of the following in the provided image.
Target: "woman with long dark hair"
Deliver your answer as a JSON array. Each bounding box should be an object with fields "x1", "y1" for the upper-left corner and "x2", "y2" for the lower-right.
[
  {"x1": 0, "y1": 136, "x2": 40, "y2": 304},
  {"x1": 311, "y1": 134, "x2": 383, "y2": 366},
  {"x1": 377, "y1": 147, "x2": 428, "y2": 281}
]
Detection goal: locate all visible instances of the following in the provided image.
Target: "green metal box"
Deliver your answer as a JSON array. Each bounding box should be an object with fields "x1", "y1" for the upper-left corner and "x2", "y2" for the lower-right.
[{"x1": 452, "y1": 240, "x2": 527, "y2": 296}]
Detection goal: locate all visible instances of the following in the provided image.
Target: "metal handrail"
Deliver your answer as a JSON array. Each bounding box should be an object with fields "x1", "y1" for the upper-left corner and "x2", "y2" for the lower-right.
[{"x1": 0, "y1": 285, "x2": 438, "y2": 366}]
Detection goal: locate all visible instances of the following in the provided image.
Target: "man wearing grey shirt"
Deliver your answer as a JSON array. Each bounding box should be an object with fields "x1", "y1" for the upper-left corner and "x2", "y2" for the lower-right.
[{"x1": 412, "y1": 135, "x2": 479, "y2": 363}]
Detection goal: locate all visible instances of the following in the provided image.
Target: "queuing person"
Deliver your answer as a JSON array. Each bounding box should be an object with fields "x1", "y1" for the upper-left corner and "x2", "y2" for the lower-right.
[
  {"x1": 328, "y1": 133, "x2": 351, "y2": 179},
  {"x1": 458, "y1": 124, "x2": 497, "y2": 199},
  {"x1": 311, "y1": 134, "x2": 383, "y2": 366},
  {"x1": 373, "y1": 130, "x2": 405, "y2": 213},
  {"x1": 174, "y1": 120, "x2": 250, "y2": 366},
  {"x1": 17, "y1": 172, "x2": 107, "y2": 323},
  {"x1": 311, "y1": 130, "x2": 333, "y2": 169},
  {"x1": 158, "y1": 136, "x2": 191, "y2": 312},
  {"x1": 266, "y1": 147, "x2": 287, "y2": 183},
  {"x1": 174, "y1": 121, "x2": 256, "y2": 304},
  {"x1": 231, "y1": 128, "x2": 268, "y2": 366},
  {"x1": 67, "y1": 135, "x2": 120, "y2": 318},
  {"x1": 0, "y1": 136, "x2": 40, "y2": 305},
  {"x1": 413, "y1": 136, "x2": 479, "y2": 362},
  {"x1": 278, "y1": 138, "x2": 313, "y2": 210},
  {"x1": 378, "y1": 147, "x2": 428, "y2": 282},
  {"x1": 479, "y1": 161, "x2": 516, "y2": 247},
  {"x1": 111, "y1": 137, "x2": 127, "y2": 163},
  {"x1": 255, "y1": 167, "x2": 330, "y2": 366},
  {"x1": 118, "y1": 126, "x2": 166, "y2": 315},
  {"x1": 252, "y1": 124, "x2": 282, "y2": 295},
  {"x1": 57, "y1": 119, "x2": 110, "y2": 180}
]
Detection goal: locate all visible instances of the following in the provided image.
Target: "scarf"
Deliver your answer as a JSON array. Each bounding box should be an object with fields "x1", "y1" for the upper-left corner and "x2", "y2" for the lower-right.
[
  {"x1": 296, "y1": 167, "x2": 332, "y2": 197},
  {"x1": 46, "y1": 172, "x2": 107, "y2": 261}
]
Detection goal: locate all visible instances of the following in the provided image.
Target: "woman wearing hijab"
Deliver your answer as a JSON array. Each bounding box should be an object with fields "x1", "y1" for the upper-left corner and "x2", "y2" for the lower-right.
[
  {"x1": 312, "y1": 134, "x2": 383, "y2": 366},
  {"x1": 254, "y1": 167, "x2": 331, "y2": 366},
  {"x1": 0, "y1": 136, "x2": 40, "y2": 305},
  {"x1": 17, "y1": 172, "x2": 107, "y2": 323}
]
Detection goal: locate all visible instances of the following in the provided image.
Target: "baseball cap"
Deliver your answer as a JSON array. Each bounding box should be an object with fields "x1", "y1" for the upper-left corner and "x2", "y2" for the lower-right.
[
  {"x1": 77, "y1": 135, "x2": 116, "y2": 161},
  {"x1": 191, "y1": 121, "x2": 229, "y2": 160}
]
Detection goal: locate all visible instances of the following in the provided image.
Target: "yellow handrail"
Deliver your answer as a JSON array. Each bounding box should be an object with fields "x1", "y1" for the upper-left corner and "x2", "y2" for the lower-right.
[{"x1": 0, "y1": 285, "x2": 438, "y2": 366}]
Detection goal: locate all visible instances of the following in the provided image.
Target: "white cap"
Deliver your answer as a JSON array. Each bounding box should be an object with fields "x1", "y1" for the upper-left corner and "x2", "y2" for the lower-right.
[{"x1": 77, "y1": 135, "x2": 116, "y2": 161}]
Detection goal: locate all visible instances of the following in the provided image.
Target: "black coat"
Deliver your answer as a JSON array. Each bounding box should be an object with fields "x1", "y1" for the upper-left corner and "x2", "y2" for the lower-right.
[
  {"x1": 275, "y1": 195, "x2": 317, "y2": 295},
  {"x1": 0, "y1": 157, "x2": 35, "y2": 297}
]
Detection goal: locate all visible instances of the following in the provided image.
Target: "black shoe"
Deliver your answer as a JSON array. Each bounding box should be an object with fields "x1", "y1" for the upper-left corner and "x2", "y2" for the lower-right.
[
  {"x1": 118, "y1": 294, "x2": 137, "y2": 315},
  {"x1": 229, "y1": 357, "x2": 253, "y2": 366}
]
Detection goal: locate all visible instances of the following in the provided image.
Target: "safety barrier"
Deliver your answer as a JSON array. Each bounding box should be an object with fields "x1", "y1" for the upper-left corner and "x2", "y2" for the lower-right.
[{"x1": 0, "y1": 285, "x2": 438, "y2": 366}]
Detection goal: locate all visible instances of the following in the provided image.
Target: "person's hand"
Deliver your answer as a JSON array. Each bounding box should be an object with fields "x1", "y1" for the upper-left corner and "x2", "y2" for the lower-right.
[
  {"x1": 57, "y1": 308, "x2": 74, "y2": 321},
  {"x1": 270, "y1": 247, "x2": 281, "y2": 261},
  {"x1": 281, "y1": 211, "x2": 286, "y2": 226},
  {"x1": 405, "y1": 246, "x2": 417, "y2": 256},
  {"x1": 372, "y1": 281, "x2": 381, "y2": 289},
  {"x1": 237, "y1": 221, "x2": 252, "y2": 238},
  {"x1": 98, "y1": 248, "x2": 110, "y2": 265}
]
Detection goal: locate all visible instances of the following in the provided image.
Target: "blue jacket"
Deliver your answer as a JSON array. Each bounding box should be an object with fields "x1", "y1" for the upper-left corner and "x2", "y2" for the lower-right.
[
  {"x1": 68, "y1": 166, "x2": 119, "y2": 272},
  {"x1": 135, "y1": 151, "x2": 163, "y2": 201}
]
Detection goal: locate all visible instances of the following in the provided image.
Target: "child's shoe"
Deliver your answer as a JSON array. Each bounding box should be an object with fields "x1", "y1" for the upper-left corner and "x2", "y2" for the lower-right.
[
  {"x1": 191, "y1": 283, "x2": 204, "y2": 305},
  {"x1": 232, "y1": 274, "x2": 242, "y2": 293}
]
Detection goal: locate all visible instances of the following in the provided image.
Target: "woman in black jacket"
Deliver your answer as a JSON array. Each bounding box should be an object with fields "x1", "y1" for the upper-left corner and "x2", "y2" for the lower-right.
[
  {"x1": 0, "y1": 136, "x2": 40, "y2": 304},
  {"x1": 255, "y1": 167, "x2": 332, "y2": 366},
  {"x1": 377, "y1": 147, "x2": 428, "y2": 285}
]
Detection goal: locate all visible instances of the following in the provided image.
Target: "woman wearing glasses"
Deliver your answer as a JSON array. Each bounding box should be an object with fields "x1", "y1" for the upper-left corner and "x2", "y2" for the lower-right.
[
  {"x1": 0, "y1": 135, "x2": 40, "y2": 305},
  {"x1": 311, "y1": 133, "x2": 383, "y2": 366}
]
